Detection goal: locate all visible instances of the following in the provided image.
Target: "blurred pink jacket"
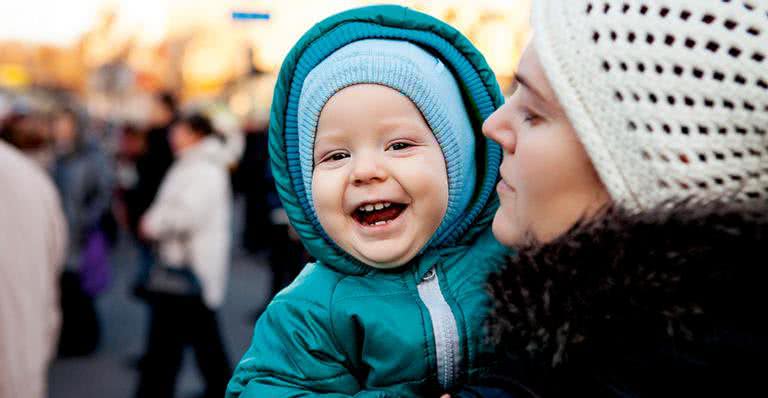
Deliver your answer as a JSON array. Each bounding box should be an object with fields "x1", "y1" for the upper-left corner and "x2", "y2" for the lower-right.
[{"x1": 0, "y1": 141, "x2": 68, "y2": 398}]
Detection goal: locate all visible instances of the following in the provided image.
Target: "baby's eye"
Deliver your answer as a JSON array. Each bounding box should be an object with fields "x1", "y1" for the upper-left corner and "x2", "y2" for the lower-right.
[
  {"x1": 319, "y1": 152, "x2": 349, "y2": 163},
  {"x1": 329, "y1": 152, "x2": 349, "y2": 161},
  {"x1": 388, "y1": 142, "x2": 413, "y2": 151}
]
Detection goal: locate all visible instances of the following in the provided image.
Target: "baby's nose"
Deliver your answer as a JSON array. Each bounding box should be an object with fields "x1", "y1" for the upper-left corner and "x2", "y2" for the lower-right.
[{"x1": 349, "y1": 157, "x2": 388, "y2": 185}]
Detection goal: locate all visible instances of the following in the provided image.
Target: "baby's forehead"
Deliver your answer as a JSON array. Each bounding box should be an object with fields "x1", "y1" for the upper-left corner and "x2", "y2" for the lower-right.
[
  {"x1": 316, "y1": 86, "x2": 432, "y2": 138},
  {"x1": 314, "y1": 114, "x2": 434, "y2": 141}
]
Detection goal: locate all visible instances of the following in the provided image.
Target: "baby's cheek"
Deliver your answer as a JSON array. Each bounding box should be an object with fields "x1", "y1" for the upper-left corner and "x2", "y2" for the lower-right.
[
  {"x1": 413, "y1": 182, "x2": 449, "y2": 227},
  {"x1": 411, "y1": 174, "x2": 447, "y2": 202},
  {"x1": 312, "y1": 174, "x2": 345, "y2": 220}
]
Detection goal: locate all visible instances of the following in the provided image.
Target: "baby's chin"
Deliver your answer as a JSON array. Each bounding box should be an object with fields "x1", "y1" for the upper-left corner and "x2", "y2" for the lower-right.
[
  {"x1": 349, "y1": 243, "x2": 420, "y2": 269},
  {"x1": 343, "y1": 240, "x2": 426, "y2": 269}
]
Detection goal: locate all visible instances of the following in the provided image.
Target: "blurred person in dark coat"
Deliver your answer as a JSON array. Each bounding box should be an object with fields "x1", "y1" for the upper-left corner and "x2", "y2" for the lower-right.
[
  {"x1": 231, "y1": 115, "x2": 271, "y2": 254},
  {"x1": 125, "y1": 92, "x2": 178, "y2": 293},
  {"x1": 126, "y1": 92, "x2": 177, "y2": 237},
  {"x1": 232, "y1": 115, "x2": 308, "y2": 318},
  {"x1": 49, "y1": 107, "x2": 114, "y2": 356},
  {"x1": 50, "y1": 107, "x2": 113, "y2": 276}
]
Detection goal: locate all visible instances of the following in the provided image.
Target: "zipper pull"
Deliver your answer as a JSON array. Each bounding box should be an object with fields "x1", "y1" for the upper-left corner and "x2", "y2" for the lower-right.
[{"x1": 422, "y1": 267, "x2": 436, "y2": 282}]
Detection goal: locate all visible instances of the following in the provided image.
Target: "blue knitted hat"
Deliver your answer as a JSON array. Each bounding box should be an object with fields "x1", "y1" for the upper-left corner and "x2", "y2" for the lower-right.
[{"x1": 297, "y1": 39, "x2": 476, "y2": 247}]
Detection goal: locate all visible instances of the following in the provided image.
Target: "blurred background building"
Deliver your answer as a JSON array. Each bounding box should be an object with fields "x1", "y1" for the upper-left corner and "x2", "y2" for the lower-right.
[{"x1": 0, "y1": 0, "x2": 529, "y2": 124}]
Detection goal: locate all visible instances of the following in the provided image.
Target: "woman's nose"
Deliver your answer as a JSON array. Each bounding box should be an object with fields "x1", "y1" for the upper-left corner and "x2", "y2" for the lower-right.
[
  {"x1": 349, "y1": 156, "x2": 388, "y2": 185},
  {"x1": 482, "y1": 103, "x2": 517, "y2": 154}
]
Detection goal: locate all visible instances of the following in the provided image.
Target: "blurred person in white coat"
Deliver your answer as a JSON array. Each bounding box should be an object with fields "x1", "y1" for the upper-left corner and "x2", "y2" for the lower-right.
[
  {"x1": 135, "y1": 113, "x2": 233, "y2": 398},
  {"x1": 0, "y1": 140, "x2": 68, "y2": 398}
]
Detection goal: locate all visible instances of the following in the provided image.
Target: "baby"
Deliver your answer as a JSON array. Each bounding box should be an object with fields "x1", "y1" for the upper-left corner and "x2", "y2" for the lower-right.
[{"x1": 227, "y1": 5, "x2": 510, "y2": 397}]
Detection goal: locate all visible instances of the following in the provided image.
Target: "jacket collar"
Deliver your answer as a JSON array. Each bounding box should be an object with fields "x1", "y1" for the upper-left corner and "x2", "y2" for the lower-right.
[{"x1": 488, "y1": 202, "x2": 768, "y2": 368}]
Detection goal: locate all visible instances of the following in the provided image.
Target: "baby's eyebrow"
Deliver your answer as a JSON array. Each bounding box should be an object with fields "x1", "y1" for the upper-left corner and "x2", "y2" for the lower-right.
[
  {"x1": 376, "y1": 117, "x2": 431, "y2": 134},
  {"x1": 314, "y1": 127, "x2": 348, "y2": 142},
  {"x1": 313, "y1": 138, "x2": 344, "y2": 157}
]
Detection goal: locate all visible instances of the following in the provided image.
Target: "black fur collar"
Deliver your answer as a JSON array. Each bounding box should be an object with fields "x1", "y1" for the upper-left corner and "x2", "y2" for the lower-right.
[{"x1": 487, "y1": 203, "x2": 768, "y2": 374}]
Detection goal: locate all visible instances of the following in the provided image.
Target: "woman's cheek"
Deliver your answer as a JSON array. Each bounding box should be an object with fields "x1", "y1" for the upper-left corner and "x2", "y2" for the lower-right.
[
  {"x1": 516, "y1": 134, "x2": 562, "y2": 196},
  {"x1": 512, "y1": 136, "x2": 561, "y2": 234}
]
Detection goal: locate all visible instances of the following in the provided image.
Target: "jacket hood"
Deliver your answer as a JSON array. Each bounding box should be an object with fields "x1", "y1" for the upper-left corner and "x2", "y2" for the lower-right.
[
  {"x1": 268, "y1": 5, "x2": 504, "y2": 275},
  {"x1": 486, "y1": 202, "x2": 768, "y2": 390}
]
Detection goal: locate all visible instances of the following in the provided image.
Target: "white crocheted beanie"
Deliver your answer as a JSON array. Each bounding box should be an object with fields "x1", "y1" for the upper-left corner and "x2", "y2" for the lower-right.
[{"x1": 532, "y1": 0, "x2": 768, "y2": 210}]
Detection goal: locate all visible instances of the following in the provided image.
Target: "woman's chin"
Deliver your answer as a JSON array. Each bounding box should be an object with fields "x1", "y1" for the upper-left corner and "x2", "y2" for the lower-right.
[{"x1": 492, "y1": 209, "x2": 523, "y2": 247}]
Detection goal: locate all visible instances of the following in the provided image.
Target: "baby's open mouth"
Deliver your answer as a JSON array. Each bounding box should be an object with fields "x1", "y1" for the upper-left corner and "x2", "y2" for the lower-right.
[{"x1": 352, "y1": 201, "x2": 407, "y2": 226}]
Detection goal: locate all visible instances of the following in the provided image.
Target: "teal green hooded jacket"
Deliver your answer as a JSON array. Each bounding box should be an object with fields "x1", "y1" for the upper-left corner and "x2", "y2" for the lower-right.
[{"x1": 227, "y1": 5, "x2": 510, "y2": 397}]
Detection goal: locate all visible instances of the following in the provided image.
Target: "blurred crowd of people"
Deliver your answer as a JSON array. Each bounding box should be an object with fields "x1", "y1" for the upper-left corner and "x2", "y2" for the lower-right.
[{"x1": 0, "y1": 89, "x2": 307, "y2": 398}]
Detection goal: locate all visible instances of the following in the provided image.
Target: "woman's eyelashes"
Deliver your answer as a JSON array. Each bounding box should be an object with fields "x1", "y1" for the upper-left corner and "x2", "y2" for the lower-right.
[
  {"x1": 522, "y1": 111, "x2": 540, "y2": 124},
  {"x1": 518, "y1": 106, "x2": 543, "y2": 126},
  {"x1": 510, "y1": 91, "x2": 546, "y2": 127}
]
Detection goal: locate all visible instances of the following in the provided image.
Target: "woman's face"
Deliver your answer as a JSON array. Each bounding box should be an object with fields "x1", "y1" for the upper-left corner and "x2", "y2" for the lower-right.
[
  {"x1": 170, "y1": 122, "x2": 202, "y2": 155},
  {"x1": 51, "y1": 113, "x2": 77, "y2": 146},
  {"x1": 483, "y1": 44, "x2": 610, "y2": 246}
]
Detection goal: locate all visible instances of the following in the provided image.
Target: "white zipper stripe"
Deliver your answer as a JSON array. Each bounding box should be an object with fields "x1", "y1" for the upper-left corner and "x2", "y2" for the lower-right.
[{"x1": 417, "y1": 267, "x2": 460, "y2": 390}]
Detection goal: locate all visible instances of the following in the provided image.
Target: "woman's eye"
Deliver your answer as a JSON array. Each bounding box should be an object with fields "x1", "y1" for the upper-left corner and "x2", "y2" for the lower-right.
[
  {"x1": 388, "y1": 142, "x2": 412, "y2": 151},
  {"x1": 522, "y1": 111, "x2": 541, "y2": 125}
]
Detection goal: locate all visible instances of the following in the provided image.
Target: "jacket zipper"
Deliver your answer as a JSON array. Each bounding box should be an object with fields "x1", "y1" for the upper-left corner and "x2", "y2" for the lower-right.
[{"x1": 417, "y1": 266, "x2": 460, "y2": 390}]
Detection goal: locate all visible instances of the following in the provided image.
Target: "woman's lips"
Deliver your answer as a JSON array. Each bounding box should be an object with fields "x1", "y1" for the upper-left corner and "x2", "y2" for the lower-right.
[{"x1": 497, "y1": 179, "x2": 515, "y2": 194}]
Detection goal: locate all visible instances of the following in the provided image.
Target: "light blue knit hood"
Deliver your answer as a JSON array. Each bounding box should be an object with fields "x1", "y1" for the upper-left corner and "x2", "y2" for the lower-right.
[{"x1": 297, "y1": 39, "x2": 476, "y2": 247}]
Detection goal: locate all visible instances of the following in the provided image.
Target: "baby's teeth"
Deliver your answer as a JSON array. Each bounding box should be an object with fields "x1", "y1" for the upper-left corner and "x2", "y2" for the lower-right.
[
  {"x1": 374, "y1": 220, "x2": 386, "y2": 226},
  {"x1": 374, "y1": 203, "x2": 384, "y2": 210},
  {"x1": 384, "y1": 203, "x2": 391, "y2": 208},
  {"x1": 365, "y1": 204, "x2": 375, "y2": 212}
]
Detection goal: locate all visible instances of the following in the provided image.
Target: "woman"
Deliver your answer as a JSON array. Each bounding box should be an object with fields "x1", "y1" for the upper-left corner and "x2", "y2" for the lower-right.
[
  {"x1": 50, "y1": 107, "x2": 113, "y2": 357},
  {"x1": 136, "y1": 113, "x2": 233, "y2": 398},
  {"x1": 51, "y1": 108, "x2": 113, "y2": 278},
  {"x1": 458, "y1": 0, "x2": 768, "y2": 396}
]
